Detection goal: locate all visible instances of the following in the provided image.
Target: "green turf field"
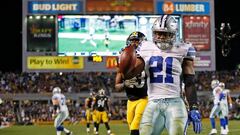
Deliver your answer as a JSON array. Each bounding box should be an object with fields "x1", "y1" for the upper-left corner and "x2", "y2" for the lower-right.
[
  {"x1": 58, "y1": 29, "x2": 132, "y2": 55},
  {"x1": 1, "y1": 120, "x2": 240, "y2": 135},
  {"x1": 58, "y1": 38, "x2": 125, "y2": 54}
]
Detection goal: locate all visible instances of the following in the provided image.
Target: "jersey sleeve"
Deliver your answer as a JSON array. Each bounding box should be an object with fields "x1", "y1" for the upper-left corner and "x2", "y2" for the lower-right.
[
  {"x1": 52, "y1": 95, "x2": 58, "y2": 100},
  {"x1": 184, "y1": 43, "x2": 196, "y2": 60},
  {"x1": 136, "y1": 40, "x2": 150, "y2": 58}
]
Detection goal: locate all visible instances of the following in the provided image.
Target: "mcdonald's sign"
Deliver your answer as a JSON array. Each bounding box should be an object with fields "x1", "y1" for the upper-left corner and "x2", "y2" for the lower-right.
[{"x1": 106, "y1": 56, "x2": 118, "y2": 69}]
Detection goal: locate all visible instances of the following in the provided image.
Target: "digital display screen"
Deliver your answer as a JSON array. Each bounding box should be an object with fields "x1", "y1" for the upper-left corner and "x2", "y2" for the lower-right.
[
  {"x1": 27, "y1": 15, "x2": 56, "y2": 52},
  {"x1": 57, "y1": 15, "x2": 181, "y2": 56}
]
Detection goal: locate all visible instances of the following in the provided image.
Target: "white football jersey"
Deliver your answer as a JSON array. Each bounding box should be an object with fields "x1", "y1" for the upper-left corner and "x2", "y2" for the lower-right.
[
  {"x1": 137, "y1": 41, "x2": 196, "y2": 100},
  {"x1": 212, "y1": 86, "x2": 223, "y2": 105},
  {"x1": 221, "y1": 89, "x2": 230, "y2": 104},
  {"x1": 52, "y1": 93, "x2": 68, "y2": 112}
]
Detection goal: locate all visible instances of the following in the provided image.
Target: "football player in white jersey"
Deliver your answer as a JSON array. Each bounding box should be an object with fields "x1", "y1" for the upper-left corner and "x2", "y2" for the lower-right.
[
  {"x1": 219, "y1": 82, "x2": 232, "y2": 133},
  {"x1": 120, "y1": 15, "x2": 202, "y2": 135},
  {"x1": 52, "y1": 87, "x2": 72, "y2": 135},
  {"x1": 209, "y1": 80, "x2": 228, "y2": 135}
]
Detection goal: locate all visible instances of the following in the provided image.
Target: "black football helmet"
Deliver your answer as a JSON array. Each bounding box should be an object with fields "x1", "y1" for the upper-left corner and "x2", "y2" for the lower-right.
[{"x1": 126, "y1": 31, "x2": 146, "y2": 47}]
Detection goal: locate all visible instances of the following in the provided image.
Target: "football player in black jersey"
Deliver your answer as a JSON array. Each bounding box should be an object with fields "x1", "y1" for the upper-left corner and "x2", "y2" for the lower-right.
[
  {"x1": 115, "y1": 31, "x2": 148, "y2": 135},
  {"x1": 85, "y1": 91, "x2": 96, "y2": 134},
  {"x1": 92, "y1": 89, "x2": 113, "y2": 135}
]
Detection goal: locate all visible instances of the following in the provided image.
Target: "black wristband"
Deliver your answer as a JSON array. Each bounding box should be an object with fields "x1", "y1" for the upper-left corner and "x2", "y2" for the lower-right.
[
  {"x1": 53, "y1": 105, "x2": 59, "y2": 111},
  {"x1": 183, "y1": 74, "x2": 198, "y2": 108}
]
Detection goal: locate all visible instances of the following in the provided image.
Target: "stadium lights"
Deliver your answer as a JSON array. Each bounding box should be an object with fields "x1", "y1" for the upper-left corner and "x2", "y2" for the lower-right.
[
  {"x1": 216, "y1": 23, "x2": 240, "y2": 57},
  {"x1": 42, "y1": 16, "x2": 47, "y2": 19},
  {"x1": 49, "y1": 16, "x2": 54, "y2": 19},
  {"x1": 35, "y1": 16, "x2": 41, "y2": 19}
]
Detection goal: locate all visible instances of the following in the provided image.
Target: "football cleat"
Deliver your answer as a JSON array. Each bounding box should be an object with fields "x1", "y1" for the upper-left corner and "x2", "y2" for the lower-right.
[
  {"x1": 209, "y1": 129, "x2": 217, "y2": 135},
  {"x1": 221, "y1": 129, "x2": 228, "y2": 135},
  {"x1": 66, "y1": 131, "x2": 73, "y2": 135}
]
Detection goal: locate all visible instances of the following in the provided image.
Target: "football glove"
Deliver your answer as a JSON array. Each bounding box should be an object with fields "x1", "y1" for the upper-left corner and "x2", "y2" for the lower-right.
[
  {"x1": 124, "y1": 78, "x2": 138, "y2": 88},
  {"x1": 188, "y1": 109, "x2": 202, "y2": 134},
  {"x1": 108, "y1": 113, "x2": 112, "y2": 118},
  {"x1": 229, "y1": 103, "x2": 233, "y2": 109}
]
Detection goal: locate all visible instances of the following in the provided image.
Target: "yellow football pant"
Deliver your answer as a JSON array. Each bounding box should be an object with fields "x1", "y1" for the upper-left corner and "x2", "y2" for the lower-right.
[{"x1": 127, "y1": 97, "x2": 148, "y2": 130}]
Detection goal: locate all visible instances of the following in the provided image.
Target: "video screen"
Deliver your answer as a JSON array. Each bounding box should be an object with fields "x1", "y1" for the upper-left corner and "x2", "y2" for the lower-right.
[{"x1": 57, "y1": 15, "x2": 181, "y2": 56}]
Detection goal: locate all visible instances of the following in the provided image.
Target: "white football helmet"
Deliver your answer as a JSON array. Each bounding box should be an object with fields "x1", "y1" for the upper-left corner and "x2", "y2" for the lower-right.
[
  {"x1": 152, "y1": 15, "x2": 178, "y2": 50},
  {"x1": 211, "y1": 80, "x2": 220, "y2": 89},
  {"x1": 98, "y1": 89, "x2": 105, "y2": 96},
  {"x1": 52, "y1": 87, "x2": 61, "y2": 94},
  {"x1": 219, "y1": 82, "x2": 225, "y2": 89}
]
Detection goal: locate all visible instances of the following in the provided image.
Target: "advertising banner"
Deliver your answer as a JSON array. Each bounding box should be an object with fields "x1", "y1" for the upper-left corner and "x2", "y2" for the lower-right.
[
  {"x1": 106, "y1": 56, "x2": 118, "y2": 69},
  {"x1": 27, "y1": 15, "x2": 56, "y2": 52},
  {"x1": 86, "y1": 0, "x2": 153, "y2": 13},
  {"x1": 28, "y1": 1, "x2": 83, "y2": 14},
  {"x1": 183, "y1": 16, "x2": 210, "y2": 51},
  {"x1": 156, "y1": 1, "x2": 210, "y2": 15},
  {"x1": 27, "y1": 56, "x2": 84, "y2": 69},
  {"x1": 194, "y1": 55, "x2": 211, "y2": 68}
]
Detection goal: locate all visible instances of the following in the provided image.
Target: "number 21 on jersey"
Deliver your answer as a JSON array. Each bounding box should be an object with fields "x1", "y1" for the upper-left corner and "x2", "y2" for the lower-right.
[{"x1": 149, "y1": 56, "x2": 174, "y2": 83}]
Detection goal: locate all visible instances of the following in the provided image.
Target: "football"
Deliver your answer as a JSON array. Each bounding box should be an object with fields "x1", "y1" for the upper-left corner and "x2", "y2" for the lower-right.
[{"x1": 119, "y1": 45, "x2": 136, "y2": 75}]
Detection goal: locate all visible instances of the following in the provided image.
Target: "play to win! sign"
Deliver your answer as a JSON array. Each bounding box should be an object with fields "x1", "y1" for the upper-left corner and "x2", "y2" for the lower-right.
[{"x1": 27, "y1": 56, "x2": 84, "y2": 69}]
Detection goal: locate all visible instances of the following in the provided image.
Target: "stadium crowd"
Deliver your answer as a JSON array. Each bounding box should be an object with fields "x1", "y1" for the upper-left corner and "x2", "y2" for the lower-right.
[
  {"x1": 0, "y1": 70, "x2": 240, "y2": 94},
  {"x1": 1, "y1": 70, "x2": 240, "y2": 126}
]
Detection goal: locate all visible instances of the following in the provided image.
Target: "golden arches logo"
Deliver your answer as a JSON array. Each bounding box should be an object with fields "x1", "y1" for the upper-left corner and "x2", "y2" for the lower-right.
[
  {"x1": 162, "y1": 1, "x2": 174, "y2": 14},
  {"x1": 106, "y1": 57, "x2": 118, "y2": 69}
]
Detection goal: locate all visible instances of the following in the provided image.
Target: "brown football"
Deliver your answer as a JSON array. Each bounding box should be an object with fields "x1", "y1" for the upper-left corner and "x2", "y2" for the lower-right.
[{"x1": 119, "y1": 45, "x2": 136, "y2": 74}]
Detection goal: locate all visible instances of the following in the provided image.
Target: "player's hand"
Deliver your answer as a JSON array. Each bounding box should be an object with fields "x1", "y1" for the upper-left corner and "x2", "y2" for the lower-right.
[
  {"x1": 188, "y1": 109, "x2": 202, "y2": 134},
  {"x1": 52, "y1": 113, "x2": 57, "y2": 119},
  {"x1": 124, "y1": 78, "x2": 138, "y2": 88},
  {"x1": 108, "y1": 113, "x2": 112, "y2": 118},
  {"x1": 229, "y1": 103, "x2": 233, "y2": 109}
]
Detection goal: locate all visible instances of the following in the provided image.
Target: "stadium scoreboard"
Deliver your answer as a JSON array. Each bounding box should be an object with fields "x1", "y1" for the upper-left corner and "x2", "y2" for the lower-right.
[{"x1": 22, "y1": 0, "x2": 216, "y2": 72}]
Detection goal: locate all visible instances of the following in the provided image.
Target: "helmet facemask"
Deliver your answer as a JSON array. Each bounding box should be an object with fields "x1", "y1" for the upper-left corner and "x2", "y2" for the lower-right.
[
  {"x1": 152, "y1": 15, "x2": 178, "y2": 50},
  {"x1": 153, "y1": 31, "x2": 175, "y2": 50}
]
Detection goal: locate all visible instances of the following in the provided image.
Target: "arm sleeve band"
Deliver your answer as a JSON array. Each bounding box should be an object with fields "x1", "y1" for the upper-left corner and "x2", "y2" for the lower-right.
[{"x1": 183, "y1": 74, "x2": 198, "y2": 109}]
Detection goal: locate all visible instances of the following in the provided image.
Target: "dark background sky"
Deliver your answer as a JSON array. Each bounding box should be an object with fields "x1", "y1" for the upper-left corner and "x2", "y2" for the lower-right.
[{"x1": 0, "y1": 0, "x2": 239, "y2": 72}]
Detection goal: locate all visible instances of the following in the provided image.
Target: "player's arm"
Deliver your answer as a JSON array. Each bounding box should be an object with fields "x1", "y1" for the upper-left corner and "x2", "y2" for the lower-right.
[
  {"x1": 52, "y1": 97, "x2": 60, "y2": 115},
  {"x1": 227, "y1": 92, "x2": 233, "y2": 108},
  {"x1": 182, "y1": 59, "x2": 197, "y2": 109},
  {"x1": 183, "y1": 58, "x2": 202, "y2": 134},
  {"x1": 85, "y1": 98, "x2": 89, "y2": 109},
  {"x1": 115, "y1": 68, "x2": 125, "y2": 91},
  {"x1": 91, "y1": 97, "x2": 96, "y2": 111}
]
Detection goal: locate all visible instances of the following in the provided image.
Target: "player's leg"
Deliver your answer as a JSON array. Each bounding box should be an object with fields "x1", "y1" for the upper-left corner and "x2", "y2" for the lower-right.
[
  {"x1": 86, "y1": 109, "x2": 91, "y2": 133},
  {"x1": 93, "y1": 111, "x2": 100, "y2": 135},
  {"x1": 54, "y1": 112, "x2": 72, "y2": 135},
  {"x1": 127, "y1": 100, "x2": 135, "y2": 130},
  {"x1": 222, "y1": 104, "x2": 229, "y2": 132},
  {"x1": 165, "y1": 98, "x2": 188, "y2": 135},
  {"x1": 209, "y1": 105, "x2": 220, "y2": 134},
  {"x1": 140, "y1": 100, "x2": 164, "y2": 135},
  {"x1": 219, "y1": 104, "x2": 228, "y2": 134},
  {"x1": 130, "y1": 98, "x2": 148, "y2": 135},
  {"x1": 219, "y1": 113, "x2": 227, "y2": 135},
  {"x1": 102, "y1": 111, "x2": 112, "y2": 135}
]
